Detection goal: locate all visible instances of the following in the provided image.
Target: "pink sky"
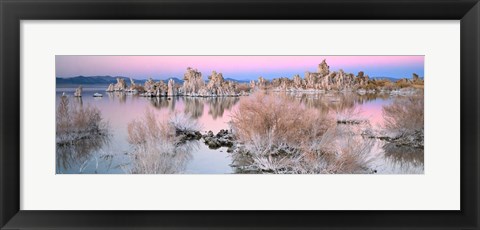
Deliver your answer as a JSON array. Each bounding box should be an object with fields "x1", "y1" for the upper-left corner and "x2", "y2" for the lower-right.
[{"x1": 56, "y1": 55, "x2": 424, "y2": 80}]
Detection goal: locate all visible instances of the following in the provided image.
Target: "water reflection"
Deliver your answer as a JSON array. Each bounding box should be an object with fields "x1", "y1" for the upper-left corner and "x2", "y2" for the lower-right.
[
  {"x1": 56, "y1": 133, "x2": 111, "y2": 173},
  {"x1": 288, "y1": 92, "x2": 390, "y2": 114},
  {"x1": 56, "y1": 88, "x2": 422, "y2": 174},
  {"x1": 382, "y1": 143, "x2": 424, "y2": 173},
  {"x1": 206, "y1": 97, "x2": 240, "y2": 119},
  {"x1": 168, "y1": 97, "x2": 176, "y2": 112},
  {"x1": 74, "y1": 96, "x2": 83, "y2": 106},
  {"x1": 142, "y1": 93, "x2": 382, "y2": 122},
  {"x1": 183, "y1": 97, "x2": 205, "y2": 118},
  {"x1": 148, "y1": 97, "x2": 170, "y2": 109},
  {"x1": 106, "y1": 92, "x2": 126, "y2": 103},
  {"x1": 104, "y1": 92, "x2": 389, "y2": 123},
  {"x1": 126, "y1": 131, "x2": 200, "y2": 174},
  {"x1": 140, "y1": 96, "x2": 242, "y2": 120}
]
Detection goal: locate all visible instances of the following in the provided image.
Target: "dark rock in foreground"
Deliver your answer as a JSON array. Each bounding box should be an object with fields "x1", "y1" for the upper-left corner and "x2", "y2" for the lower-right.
[
  {"x1": 176, "y1": 129, "x2": 202, "y2": 142},
  {"x1": 202, "y1": 129, "x2": 234, "y2": 149}
]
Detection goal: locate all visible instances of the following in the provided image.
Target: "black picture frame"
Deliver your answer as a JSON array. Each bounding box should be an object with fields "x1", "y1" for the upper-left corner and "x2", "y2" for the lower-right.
[{"x1": 1, "y1": 0, "x2": 479, "y2": 229}]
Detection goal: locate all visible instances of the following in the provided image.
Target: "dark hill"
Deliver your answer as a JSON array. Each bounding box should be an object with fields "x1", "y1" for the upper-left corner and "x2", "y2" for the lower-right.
[{"x1": 56, "y1": 76, "x2": 184, "y2": 85}]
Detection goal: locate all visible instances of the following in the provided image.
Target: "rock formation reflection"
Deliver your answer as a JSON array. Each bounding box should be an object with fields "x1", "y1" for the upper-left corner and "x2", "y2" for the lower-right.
[
  {"x1": 148, "y1": 97, "x2": 170, "y2": 110},
  {"x1": 183, "y1": 97, "x2": 205, "y2": 119},
  {"x1": 205, "y1": 97, "x2": 240, "y2": 120}
]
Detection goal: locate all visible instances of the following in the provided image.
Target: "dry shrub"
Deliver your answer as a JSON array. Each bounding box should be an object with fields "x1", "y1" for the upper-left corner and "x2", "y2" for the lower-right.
[
  {"x1": 359, "y1": 82, "x2": 377, "y2": 90},
  {"x1": 126, "y1": 139, "x2": 193, "y2": 174},
  {"x1": 251, "y1": 153, "x2": 302, "y2": 174},
  {"x1": 382, "y1": 81, "x2": 397, "y2": 91},
  {"x1": 71, "y1": 106, "x2": 103, "y2": 133},
  {"x1": 56, "y1": 96, "x2": 107, "y2": 143},
  {"x1": 126, "y1": 109, "x2": 200, "y2": 174},
  {"x1": 382, "y1": 95, "x2": 424, "y2": 136},
  {"x1": 372, "y1": 79, "x2": 390, "y2": 87},
  {"x1": 395, "y1": 81, "x2": 412, "y2": 88},
  {"x1": 324, "y1": 135, "x2": 374, "y2": 174},
  {"x1": 127, "y1": 109, "x2": 177, "y2": 146},
  {"x1": 231, "y1": 93, "x2": 376, "y2": 174},
  {"x1": 299, "y1": 127, "x2": 374, "y2": 174},
  {"x1": 412, "y1": 84, "x2": 424, "y2": 89},
  {"x1": 169, "y1": 112, "x2": 202, "y2": 133},
  {"x1": 56, "y1": 95, "x2": 72, "y2": 135},
  {"x1": 231, "y1": 92, "x2": 333, "y2": 150},
  {"x1": 127, "y1": 110, "x2": 201, "y2": 146}
]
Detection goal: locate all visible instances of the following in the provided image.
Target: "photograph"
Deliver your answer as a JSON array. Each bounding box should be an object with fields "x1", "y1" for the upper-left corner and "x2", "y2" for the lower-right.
[
  {"x1": 3, "y1": 0, "x2": 477, "y2": 228},
  {"x1": 56, "y1": 55, "x2": 424, "y2": 174}
]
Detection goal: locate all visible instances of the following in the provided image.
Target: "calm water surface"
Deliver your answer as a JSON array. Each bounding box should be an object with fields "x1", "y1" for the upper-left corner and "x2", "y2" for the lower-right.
[{"x1": 56, "y1": 86, "x2": 424, "y2": 174}]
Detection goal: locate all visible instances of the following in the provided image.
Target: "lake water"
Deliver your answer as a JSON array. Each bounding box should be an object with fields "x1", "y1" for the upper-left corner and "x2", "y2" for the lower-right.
[{"x1": 56, "y1": 86, "x2": 424, "y2": 174}]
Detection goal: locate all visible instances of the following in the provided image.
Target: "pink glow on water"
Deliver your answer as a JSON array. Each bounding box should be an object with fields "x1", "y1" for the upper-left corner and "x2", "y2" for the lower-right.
[
  {"x1": 56, "y1": 88, "x2": 410, "y2": 174},
  {"x1": 358, "y1": 100, "x2": 390, "y2": 127}
]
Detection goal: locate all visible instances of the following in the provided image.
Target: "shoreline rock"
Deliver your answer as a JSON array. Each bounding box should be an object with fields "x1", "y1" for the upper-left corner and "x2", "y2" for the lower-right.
[
  {"x1": 176, "y1": 129, "x2": 202, "y2": 143},
  {"x1": 202, "y1": 129, "x2": 234, "y2": 149},
  {"x1": 103, "y1": 60, "x2": 423, "y2": 98}
]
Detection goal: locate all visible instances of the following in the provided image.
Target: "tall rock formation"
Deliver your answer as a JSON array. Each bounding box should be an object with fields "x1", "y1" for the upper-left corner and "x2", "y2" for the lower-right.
[
  {"x1": 331, "y1": 70, "x2": 355, "y2": 89},
  {"x1": 241, "y1": 60, "x2": 380, "y2": 91},
  {"x1": 127, "y1": 78, "x2": 137, "y2": 92},
  {"x1": 106, "y1": 84, "x2": 114, "y2": 92},
  {"x1": 412, "y1": 73, "x2": 419, "y2": 82},
  {"x1": 317, "y1": 59, "x2": 330, "y2": 76},
  {"x1": 272, "y1": 77, "x2": 291, "y2": 91},
  {"x1": 293, "y1": 74, "x2": 303, "y2": 88},
  {"x1": 412, "y1": 73, "x2": 423, "y2": 84},
  {"x1": 197, "y1": 71, "x2": 236, "y2": 96},
  {"x1": 257, "y1": 76, "x2": 267, "y2": 89},
  {"x1": 74, "y1": 86, "x2": 82, "y2": 97},
  {"x1": 141, "y1": 78, "x2": 168, "y2": 97},
  {"x1": 206, "y1": 71, "x2": 225, "y2": 95},
  {"x1": 304, "y1": 59, "x2": 331, "y2": 89},
  {"x1": 356, "y1": 71, "x2": 369, "y2": 86},
  {"x1": 143, "y1": 78, "x2": 156, "y2": 96},
  {"x1": 294, "y1": 61, "x2": 373, "y2": 90},
  {"x1": 182, "y1": 67, "x2": 204, "y2": 96},
  {"x1": 156, "y1": 80, "x2": 168, "y2": 97},
  {"x1": 167, "y1": 78, "x2": 176, "y2": 96},
  {"x1": 249, "y1": 80, "x2": 256, "y2": 91},
  {"x1": 113, "y1": 78, "x2": 127, "y2": 91},
  {"x1": 144, "y1": 78, "x2": 155, "y2": 92}
]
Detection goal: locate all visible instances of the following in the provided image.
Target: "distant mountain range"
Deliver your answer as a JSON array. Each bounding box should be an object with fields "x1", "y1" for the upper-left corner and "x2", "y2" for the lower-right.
[
  {"x1": 56, "y1": 75, "x2": 251, "y2": 86},
  {"x1": 224, "y1": 78, "x2": 250, "y2": 83},
  {"x1": 371, "y1": 77, "x2": 400, "y2": 82},
  {"x1": 56, "y1": 76, "x2": 183, "y2": 85}
]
